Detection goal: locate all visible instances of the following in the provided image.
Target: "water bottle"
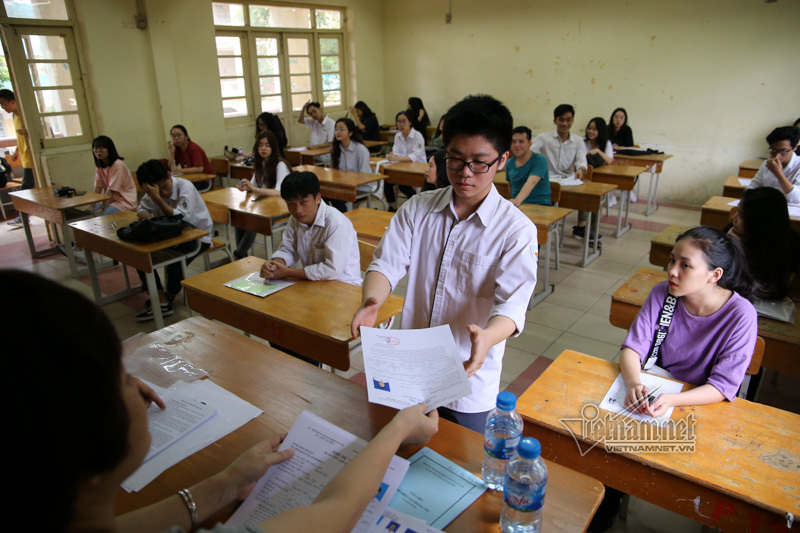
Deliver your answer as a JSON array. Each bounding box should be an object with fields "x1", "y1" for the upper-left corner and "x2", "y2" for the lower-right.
[
  {"x1": 482, "y1": 391, "x2": 523, "y2": 490},
  {"x1": 500, "y1": 437, "x2": 547, "y2": 533}
]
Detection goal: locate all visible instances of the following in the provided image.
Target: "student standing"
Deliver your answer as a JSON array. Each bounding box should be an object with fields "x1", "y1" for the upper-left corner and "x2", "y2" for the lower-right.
[
  {"x1": 234, "y1": 131, "x2": 291, "y2": 259},
  {"x1": 167, "y1": 124, "x2": 214, "y2": 192},
  {"x1": 506, "y1": 126, "x2": 551, "y2": 206},
  {"x1": 0, "y1": 89, "x2": 33, "y2": 227},
  {"x1": 747, "y1": 126, "x2": 800, "y2": 205},
  {"x1": 385, "y1": 111, "x2": 426, "y2": 211},
  {"x1": 91, "y1": 136, "x2": 136, "y2": 214},
  {"x1": 351, "y1": 95, "x2": 538, "y2": 432},
  {"x1": 608, "y1": 107, "x2": 634, "y2": 148}
]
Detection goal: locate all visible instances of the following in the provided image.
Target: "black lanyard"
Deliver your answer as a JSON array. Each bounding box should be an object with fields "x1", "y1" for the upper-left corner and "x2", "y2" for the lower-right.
[{"x1": 642, "y1": 291, "x2": 678, "y2": 370}]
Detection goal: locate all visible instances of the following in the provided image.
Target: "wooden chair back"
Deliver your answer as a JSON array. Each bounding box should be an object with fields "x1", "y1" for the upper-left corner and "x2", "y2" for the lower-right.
[
  {"x1": 748, "y1": 336, "x2": 765, "y2": 376},
  {"x1": 550, "y1": 181, "x2": 561, "y2": 206},
  {"x1": 211, "y1": 157, "x2": 229, "y2": 177},
  {"x1": 358, "y1": 240, "x2": 377, "y2": 272},
  {"x1": 584, "y1": 164, "x2": 594, "y2": 181},
  {"x1": 205, "y1": 201, "x2": 230, "y2": 226}
]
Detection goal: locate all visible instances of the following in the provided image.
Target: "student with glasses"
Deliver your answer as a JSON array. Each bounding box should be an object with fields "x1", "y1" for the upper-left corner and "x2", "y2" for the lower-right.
[{"x1": 747, "y1": 126, "x2": 800, "y2": 205}]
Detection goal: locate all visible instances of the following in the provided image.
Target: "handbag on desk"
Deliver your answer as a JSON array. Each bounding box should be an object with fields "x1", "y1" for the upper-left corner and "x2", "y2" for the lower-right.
[{"x1": 117, "y1": 214, "x2": 194, "y2": 242}]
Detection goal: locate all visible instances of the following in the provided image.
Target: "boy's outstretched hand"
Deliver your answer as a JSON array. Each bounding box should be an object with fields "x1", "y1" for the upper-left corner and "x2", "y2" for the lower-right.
[
  {"x1": 464, "y1": 324, "x2": 489, "y2": 377},
  {"x1": 351, "y1": 297, "x2": 380, "y2": 338}
]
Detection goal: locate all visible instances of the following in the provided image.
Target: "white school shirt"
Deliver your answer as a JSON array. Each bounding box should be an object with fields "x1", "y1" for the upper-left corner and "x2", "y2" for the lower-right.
[
  {"x1": 531, "y1": 130, "x2": 588, "y2": 179},
  {"x1": 748, "y1": 152, "x2": 800, "y2": 205},
  {"x1": 337, "y1": 141, "x2": 372, "y2": 174},
  {"x1": 583, "y1": 139, "x2": 614, "y2": 161},
  {"x1": 250, "y1": 161, "x2": 291, "y2": 190},
  {"x1": 393, "y1": 128, "x2": 427, "y2": 163},
  {"x1": 137, "y1": 177, "x2": 213, "y2": 244},
  {"x1": 272, "y1": 201, "x2": 362, "y2": 286},
  {"x1": 368, "y1": 186, "x2": 538, "y2": 413},
  {"x1": 304, "y1": 115, "x2": 335, "y2": 145}
]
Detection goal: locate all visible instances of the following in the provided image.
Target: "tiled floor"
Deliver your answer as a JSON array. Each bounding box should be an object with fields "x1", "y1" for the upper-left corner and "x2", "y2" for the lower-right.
[{"x1": 0, "y1": 195, "x2": 793, "y2": 533}]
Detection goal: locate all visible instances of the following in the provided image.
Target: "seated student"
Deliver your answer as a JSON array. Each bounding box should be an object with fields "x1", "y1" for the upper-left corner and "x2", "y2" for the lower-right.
[
  {"x1": 506, "y1": 126, "x2": 551, "y2": 207},
  {"x1": 794, "y1": 119, "x2": 800, "y2": 156},
  {"x1": 531, "y1": 104, "x2": 598, "y2": 241},
  {"x1": 134, "y1": 159, "x2": 213, "y2": 321},
  {"x1": 325, "y1": 117, "x2": 373, "y2": 212},
  {"x1": 255, "y1": 111, "x2": 288, "y2": 158},
  {"x1": 428, "y1": 115, "x2": 446, "y2": 149},
  {"x1": 7, "y1": 269, "x2": 438, "y2": 533},
  {"x1": 298, "y1": 99, "x2": 335, "y2": 148},
  {"x1": 584, "y1": 117, "x2": 614, "y2": 167},
  {"x1": 350, "y1": 100, "x2": 381, "y2": 147},
  {"x1": 421, "y1": 149, "x2": 449, "y2": 191},
  {"x1": 407, "y1": 96, "x2": 431, "y2": 143},
  {"x1": 351, "y1": 94, "x2": 538, "y2": 432},
  {"x1": 608, "y1": 107, "x2": 634, "y2": 148},
  {"x1": 234, "y1": 131, "x2": 291, "y2": 259},
  {"x1": 91, "y1": 135, "x2": 136, "y2": 214},
  {"x1": 385, "y1": 111, "x2": 427, "y2": 211},
  {"x1": 167, "y1": 124, "x2": 214, "y2": 192},
  {"x1": 728, "y1": 187, "x2": 800, "y2": 300},
  {"x1": 747, "y1": 126, "x2": 800, "y2": 205}
]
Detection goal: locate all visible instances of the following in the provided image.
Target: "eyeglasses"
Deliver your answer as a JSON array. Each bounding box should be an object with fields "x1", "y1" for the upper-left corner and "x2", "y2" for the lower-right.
[
  {"x1": 769, "y1": 148, "x2": 793, "y2": 155},
  {"x1": 444, "y1": 155, "x2": 502, "y2": 174}
]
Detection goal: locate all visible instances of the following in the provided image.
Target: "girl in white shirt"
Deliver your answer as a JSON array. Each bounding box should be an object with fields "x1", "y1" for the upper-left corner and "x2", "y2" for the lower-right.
[
  {"x1": 326, "y1": 117, "x2": 372, "y2": 212},
  {"x1": 234, "y1": 130, "x2": 291, "y2": 258},
  {"x1": 386, "y1": 111, "x2": 426, "y2": 210},
  {"x1": 584, "y1": 117, "x2": 614, "y2": 166}
]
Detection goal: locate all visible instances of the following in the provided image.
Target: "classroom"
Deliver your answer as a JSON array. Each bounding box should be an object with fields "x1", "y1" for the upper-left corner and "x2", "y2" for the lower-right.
[{"x1": 2, "y1": 1, "x2": 799, "y2": 532}]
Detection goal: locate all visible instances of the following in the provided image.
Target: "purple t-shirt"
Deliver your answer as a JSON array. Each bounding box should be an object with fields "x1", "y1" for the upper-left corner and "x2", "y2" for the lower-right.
[{"x1": 622, "y1": 282, "x2": 757, "y2": 401}]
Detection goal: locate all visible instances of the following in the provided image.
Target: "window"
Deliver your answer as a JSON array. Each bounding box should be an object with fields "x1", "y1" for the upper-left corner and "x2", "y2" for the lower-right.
[{"x1": 212, "y1": 2, "x2": 347, "y2": 127}]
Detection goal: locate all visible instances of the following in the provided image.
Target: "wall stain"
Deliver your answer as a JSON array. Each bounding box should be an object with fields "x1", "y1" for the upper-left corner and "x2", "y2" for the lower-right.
[
  {"x1": 651, "y1": 35, "x2": 657, "y2": 40},
  {"x1": 591, "y1": 78, "x2": 596, "y2": 85},
  {"x1": 609, "y1": 85, "x2": 613, "y2": 91},
  {"x1": 514, "y1": 45, "x2": 520, "y2": 53}
]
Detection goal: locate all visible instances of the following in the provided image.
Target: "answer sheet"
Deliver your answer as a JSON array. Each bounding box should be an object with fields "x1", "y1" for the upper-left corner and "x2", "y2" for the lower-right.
[
  {"x1": 227, "y1": 410, "x2": 409, "y2": 532},
  {"x1": 224, "y1": 271, "x2": 294, "y2": 298},
  {"x1": 144, "y1": 393, "x2": 217, "y2": 462},
  {"x1": 599, "y1": 372, "x2": 685, "y2": 424},
  {"x1": 360, "y1": 325, "x2": 471, "y2": 411}
]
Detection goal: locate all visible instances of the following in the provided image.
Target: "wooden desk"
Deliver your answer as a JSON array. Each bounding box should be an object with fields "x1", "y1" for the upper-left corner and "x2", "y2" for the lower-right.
[
  {"x1": 201, "y1": 187, "x2": 289, "y2": 236},
  {"x1": 700, "y1": 195, "x2": 738, "y2": 229},
  {"x1": 10, "y1": 186, "x2": 110, "y2": 278},
  {"x1": 285, "y1": 141, "x2": 387, "y2": 166},
  {"x1": 559, "y1": 182, "x2": 617, "y2": 267},
  {"x1": 492, "y1": 172, "x2": 510, "y2": 199},
  {"x1": 293, "y1": 164, "x2": 384, "y2": 208},
  {"x1": 722, "y1": 176, "x2": 750, "y2": 198},
  {"x1": 611, "y1": 153, "x2": 673, "y2": 215},
  {"x1": 591, "y1": 165, "x2": 646, "y2": 237},
  {"x1": 381, "y1": 161, "x2": 428, "y2": 188},
  {"x1": 739, "y1": 159, "x2": 764, "y2": 178},
  {"x1": 228, "y1": 163, "x2": 252, "y2": 182},
  {"x1": 649, "y1": 224, "x2": 691, "y2": 268},
  {"x1": 610, "y1": 267, "x2": 800, "y2": 375},
  {"x1": 115, "y1": 317, "x2": 605, "y2": 531},
  {"x1": 518, "y1": 204, "x2": 573, "y2": 306},
  {"x1": 517, "y1": 350, "x2": 799, "y2": 532},
  {"x1": 70, "y1": 211, "x2": 208, "y2": 328},
  {"x1": 181, "y1": 256, "x2": 403, "y2": 371},
  {"x1": 344, "y1": 208, "x2": 394, "y2": 246}
]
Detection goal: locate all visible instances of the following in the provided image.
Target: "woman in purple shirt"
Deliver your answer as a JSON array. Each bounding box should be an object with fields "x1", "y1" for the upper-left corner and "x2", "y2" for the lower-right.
[{"x1": 621, "y1": 226, "x2": 758, "y2": 417}]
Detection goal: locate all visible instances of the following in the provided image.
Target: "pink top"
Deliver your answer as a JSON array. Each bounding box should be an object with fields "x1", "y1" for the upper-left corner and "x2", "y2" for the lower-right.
[{"x1": 94, "y1": 159, "x2": 136, "y2": 212}]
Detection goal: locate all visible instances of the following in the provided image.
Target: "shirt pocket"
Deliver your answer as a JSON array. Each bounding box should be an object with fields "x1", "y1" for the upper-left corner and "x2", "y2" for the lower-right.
[
  {"x1": 312, "y1": 243, "x2": 327, "y2": 264},
  {"x1": 456, "y1": 250, "x2": 500, "y2": 298}
]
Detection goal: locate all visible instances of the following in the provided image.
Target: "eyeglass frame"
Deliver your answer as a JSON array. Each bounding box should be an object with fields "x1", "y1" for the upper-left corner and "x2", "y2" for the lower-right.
[
  {"x1": 768, "y1": 147, "x2": 794, "y2": 155},
  {"x1": 444, "y1": 154, "x2": 503, "y2": 174}
]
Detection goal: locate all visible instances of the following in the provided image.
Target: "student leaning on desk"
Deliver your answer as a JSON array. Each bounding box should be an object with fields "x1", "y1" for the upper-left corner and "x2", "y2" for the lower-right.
[{"x1": 7, "y1": 270, "x2": 438, "y2": 533}]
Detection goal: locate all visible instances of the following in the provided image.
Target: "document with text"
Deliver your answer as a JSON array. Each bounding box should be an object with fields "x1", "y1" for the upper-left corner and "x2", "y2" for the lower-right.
[
  {"x1": 360, "y1": 325, "x2": 471, "y2": 411},
  {"x1": 600, "y1": 372, "x2": 685, "y2": 423}
]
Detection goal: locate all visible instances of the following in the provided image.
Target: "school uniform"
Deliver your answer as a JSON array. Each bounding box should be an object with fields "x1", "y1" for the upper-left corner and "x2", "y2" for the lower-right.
[
  {"x1": 747, "y1": 152, "x2": 800, "y2": 205},
  {"x1": 385, "y1": 128, "x2": 427, "y2": 205},
  {"x1": 304, "y1": 116, "x2": 335, "y2": 145},
  {"x1": 531, "y1": 131, "x2": 587, "y2": 179},
  {"x1": 234, "y1": 162, "x2": 291, "y2": 258}
]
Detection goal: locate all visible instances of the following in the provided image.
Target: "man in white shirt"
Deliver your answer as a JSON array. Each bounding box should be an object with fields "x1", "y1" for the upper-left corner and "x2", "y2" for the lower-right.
[
  {"x1": 747, "y1": 126, "x2": 800, "y2": 205},
  {"x1": 298, "y1": 99, "x2": 335, "y2": 147},
  {"x1": 350, "y1": 95, "x2": 538, "y2": 432},
  {"x1": 134, "y1": 159, "x2": 213, "y2": 321}
]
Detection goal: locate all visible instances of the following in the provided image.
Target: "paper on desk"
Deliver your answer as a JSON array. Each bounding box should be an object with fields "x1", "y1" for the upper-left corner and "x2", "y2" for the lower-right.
[
  {"x1": 122, "y1": 379, "x2": 262, "y2": 492},
  {"x1": 124, "y1": 343, "x2": 207, "y2": 388},
  {"x1": 287, "y1": 146, "x2": 307, "y2": 152},
  {"x1": 144, "y1": 393, "x2": 217, "y2": 462},
  {"x1": 738, "y1": 178, "x2": 752, "y2": 187},
  {"x1": 360, "y1": 325, "x2": 471, "y2": 412},
  {"x1": 788, "y1": 205, "x2": 800, "y2": 217},
  {"x1": 728, "y1": 199, "x2": 740, "y2": 207},
  {"x1": 227, "y1": 410, "x2": 408, "y2": 532},
  {"x1": 599, "y1": 372, "x2": 684, "y2": 424},
  {"x1": 224, "y1": 272, "x2": 295, "y2": 298},
  {"x1": 371, "y1": 508, "x2": 443, "y2": 533},
  {"x1": 550, "y1": 176, "x2": 583, "y2": 186},
  {"x1": 387, "y1": 447, "x2": 486, "y2": 529}
]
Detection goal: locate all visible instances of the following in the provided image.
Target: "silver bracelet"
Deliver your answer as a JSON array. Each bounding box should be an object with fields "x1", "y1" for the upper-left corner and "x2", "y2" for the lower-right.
[{"x1": 177, "y1": 488, "x2": 198, "y2": 529}]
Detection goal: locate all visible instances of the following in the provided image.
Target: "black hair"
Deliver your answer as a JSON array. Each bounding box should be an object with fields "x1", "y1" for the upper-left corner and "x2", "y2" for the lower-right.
[
  {"x1": 92, "y1": 135, "x2": 124, "y2": 169},
  {"x1": 766, "y1": 126, "x2": 800, "y2": 147},
  {"x1": 0, "y1": 88, "x2": 15, "y2": 101},
  {"x1": 422, "y1": 149, "x2": 450, "y2": 192},
  {"x1": 353, "y1": 101, "x2": 375, "y2": 121},
  {"x1": 280, "y1": 171, "x2": 320, "y2": 201},
  {"x1": 5, "y1": 270, "x2": 127, "y2": 531},
  {"x1": 306, "y1": 101, "x2": 322, "y2": 111},
  {"x1": 331, "y1": 118, "x2": 364, "y2": 170},
  {"x1": 432, "y1": 115, "x2": 446, "y2": 139},
  {"x1": 253, "y1": 130, "x2": 287, "y2": 189},
  {"x1": 170, "y1": 124, "x2": 190, "y2": 141},
  {"x1": 442, "y1": 94, "x2": 513, "y2": 155},
  {"x1": 675, "y1": 226, "x2": 757, "y2": 300},
  {"x1": 396, "y1": 110, "x2": 413, "y2": 124},
  {"x1": 255, "y1": 112, "x2": 288, "y2": 156},
  {"x1": 553, "y1": 104, "x2": 575, "y2": 120},
  {"x1": 136, "y1": 159, "x2": 170, "y2": 185},
  {"x1": 737, "y1": 187, "x2": 800, "y2": 300},
  {"x1": 512, "y1": 126, "x2": 533, "y2": 141},
  {"x1": 609, "y1": 107, "x2": 628, "y2": 136},
  {"x1": 585, "y1": 117, "x2": 610, "y2": 151},
  {"x1": 407, "y1": 97, "x2": 430, "y2": 128},
  {"x1": 794, "y1": 118, "x2": 800, "y2": 128}
]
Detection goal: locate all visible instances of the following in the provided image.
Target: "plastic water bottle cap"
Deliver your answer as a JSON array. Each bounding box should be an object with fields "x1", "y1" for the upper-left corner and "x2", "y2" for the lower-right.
[
  {"x1": 517, "y1": 437, "x2": 541, "y2": 459},
  {"x1": 496, "y1": 391, "x2": 517, "y2": 411}
]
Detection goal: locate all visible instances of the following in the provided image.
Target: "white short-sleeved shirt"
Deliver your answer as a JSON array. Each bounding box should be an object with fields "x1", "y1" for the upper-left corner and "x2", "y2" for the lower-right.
[
  {"x1": 272, "y1": 201, "x2": 362, "y2": 286},
  {"x1": 748, "y1": 152, "x2": 800, "y2": 205},
  {"x1": 250, "y1": 161, "x2": 291, "y2": 191},
  {"x1": 368, "y1": 186, "x2": 538, "y2": 413},
  {"x1": 531, "y1": 131, "x2": 588, "y2": 179},
  {"x1": 393, "y1": 129, "x2": 427, "y2": 163},
  {"x1": 137, "y1": 177, "x2": 213, "y2": 244},
  {"x1": 304, "y1": 116, "x2": 335, "y2": 145},
  {"x1": 584, "y1": 139, "x2": 614, "y2": 161},
  {"x1": 337, "y1": 141, "x2": 372, "y2": 174}
]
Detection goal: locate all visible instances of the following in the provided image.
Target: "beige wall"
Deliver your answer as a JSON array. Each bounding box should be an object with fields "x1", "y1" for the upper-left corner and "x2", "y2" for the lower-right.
[{"x1": 382, "y1": 0, "x2": 800, "y2": 205}]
